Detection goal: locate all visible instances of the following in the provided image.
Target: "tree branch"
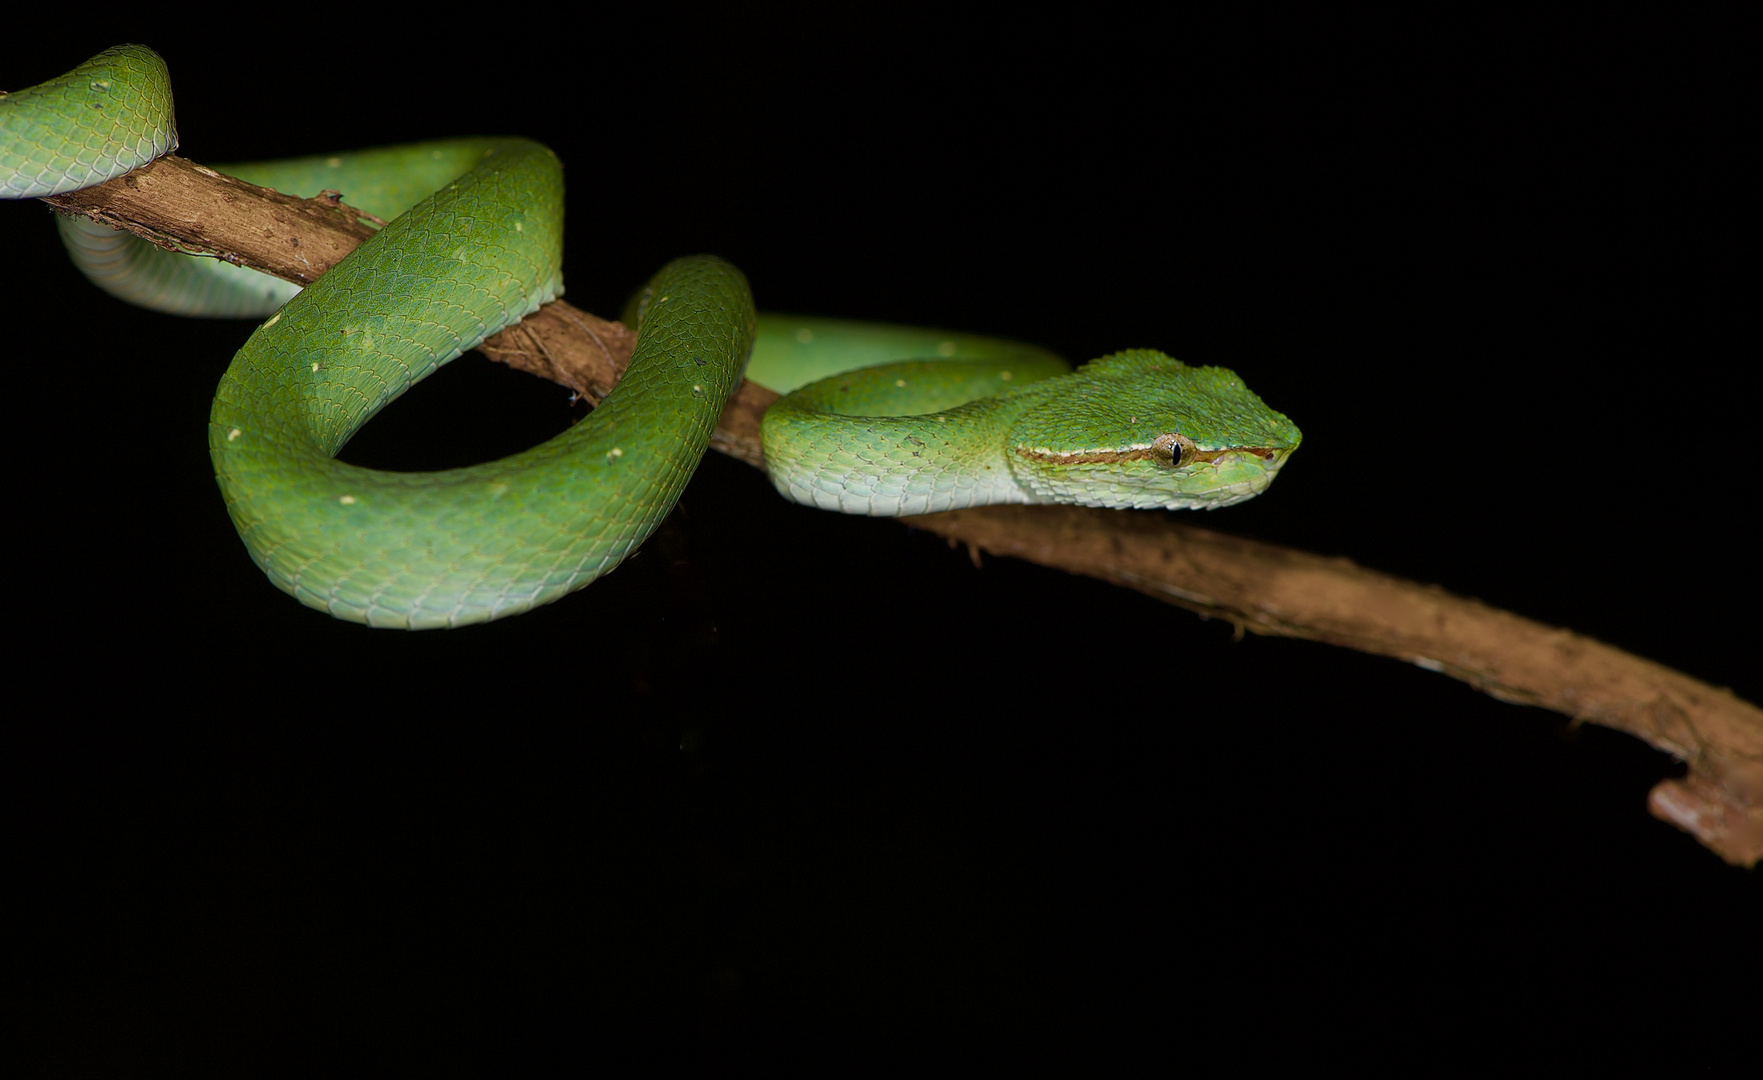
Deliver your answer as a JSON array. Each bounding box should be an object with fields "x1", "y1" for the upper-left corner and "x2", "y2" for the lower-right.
[{"x1": 41, "y1": 156, "x2": 1762, "y2": 866}]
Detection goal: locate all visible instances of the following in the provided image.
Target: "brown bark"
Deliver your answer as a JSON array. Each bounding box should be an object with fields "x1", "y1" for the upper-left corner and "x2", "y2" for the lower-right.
[{"x1": 41, "y1": 156, "x2": 1763, "y2": 866}]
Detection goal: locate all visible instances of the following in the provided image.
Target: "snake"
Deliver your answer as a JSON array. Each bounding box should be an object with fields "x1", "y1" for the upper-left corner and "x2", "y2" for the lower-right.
[{"x1": 2, "y1": 45, "x2": 1302, "y2": 629}]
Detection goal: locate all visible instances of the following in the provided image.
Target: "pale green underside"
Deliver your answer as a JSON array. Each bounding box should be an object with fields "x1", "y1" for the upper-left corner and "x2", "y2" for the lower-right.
[{"x1": 3, "y1": 45, "x2": 1302, "y2": 628}]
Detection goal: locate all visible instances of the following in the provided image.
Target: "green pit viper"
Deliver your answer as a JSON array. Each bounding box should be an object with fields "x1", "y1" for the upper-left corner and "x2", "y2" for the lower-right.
[{"x1": 1, "y1": 45, "x2": 1301, "y2": 629}]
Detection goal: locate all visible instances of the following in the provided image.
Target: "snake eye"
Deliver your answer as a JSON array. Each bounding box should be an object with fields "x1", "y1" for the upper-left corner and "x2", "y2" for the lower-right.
[{"x1": 1150, "y1": 432, "x2": 1197, "y2": 469}]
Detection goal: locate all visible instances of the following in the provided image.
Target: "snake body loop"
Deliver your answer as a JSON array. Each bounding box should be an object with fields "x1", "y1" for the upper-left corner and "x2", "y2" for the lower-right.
[{"x1": 3, "y1": 45, "x2": 1302, "y2": 628}]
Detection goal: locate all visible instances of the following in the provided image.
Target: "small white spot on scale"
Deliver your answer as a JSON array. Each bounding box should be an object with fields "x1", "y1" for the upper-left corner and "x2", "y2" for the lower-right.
[
  {"x1": 339, "y1": 495, "x2": 357, "y2": 505},
  {"x1": 1413, "y1": 657, "x2": 1445, "y2": 672},
  {"x1": 312, "y1": 362, "x2": 320, "y2": 372},
  {"x1": 895, "y1": 378, "x2": 908, "y2": 388},
  {"x1": 606, "y1": 447, "x2": 624, "y2": 462},
  {"x1": 514, "y1": 223, "x2": 523, "y2": 233},
  {"x1": 227, "y1": 428, "x2": 241, "y2": 441},
  {"x1": 264, "y1": 313, "x2": 281, "y2": 327}
]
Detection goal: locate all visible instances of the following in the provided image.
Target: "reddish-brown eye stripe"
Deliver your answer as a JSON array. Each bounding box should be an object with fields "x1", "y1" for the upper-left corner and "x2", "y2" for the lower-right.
[
  {"x1": 1012, "y1": 445, "x2": 1164, "y2": 465},
  {"x1": 1195, "y1": 446, "x2": 1278, "y2": 462},
  {"x1": 1012, "y1": 441, "x2": 1280, "y2": 466}
]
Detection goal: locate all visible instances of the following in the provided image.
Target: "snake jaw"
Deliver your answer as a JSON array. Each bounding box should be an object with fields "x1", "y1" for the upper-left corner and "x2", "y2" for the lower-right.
[{"x1": 1007, "y1": 441, "x2": 1297, "y2": 510}]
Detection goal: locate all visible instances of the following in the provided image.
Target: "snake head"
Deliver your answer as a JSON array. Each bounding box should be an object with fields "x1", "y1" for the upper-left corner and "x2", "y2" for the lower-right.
[{"x1": 1005, "y1": 350, "x2": 1302, "y2": 510}]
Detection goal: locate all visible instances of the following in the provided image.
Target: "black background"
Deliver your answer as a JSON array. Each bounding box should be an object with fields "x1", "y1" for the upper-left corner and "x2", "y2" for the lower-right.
[{"x1": 5, "y1": 15, "x2": 1754, "y2": 1070}]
